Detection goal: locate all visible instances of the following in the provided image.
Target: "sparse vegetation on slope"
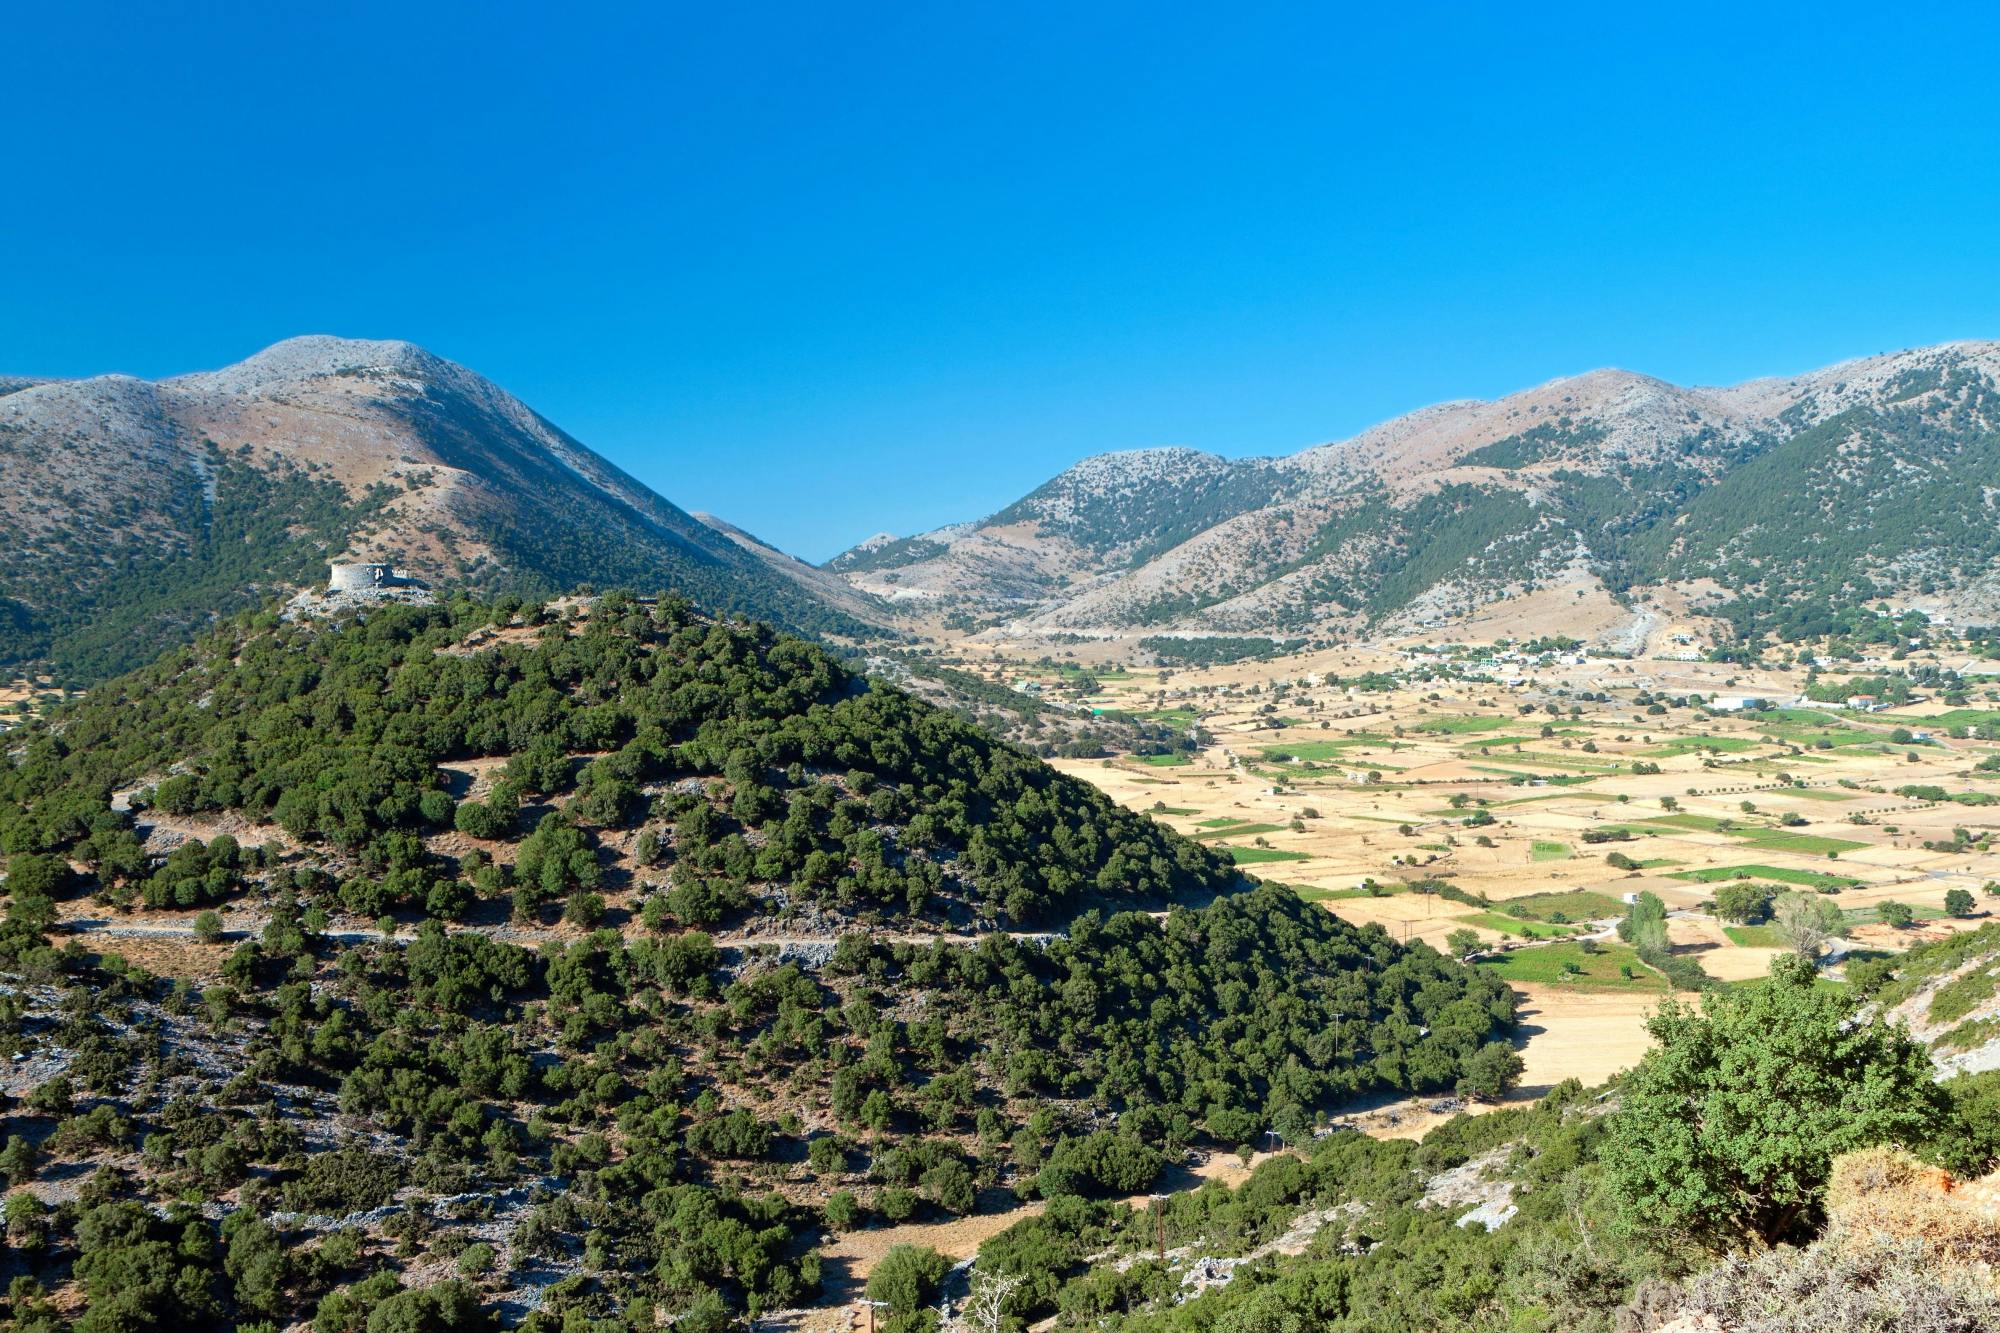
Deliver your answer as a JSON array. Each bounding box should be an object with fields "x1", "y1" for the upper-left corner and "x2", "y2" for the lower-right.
[
  {"x1": 0, "y1": 338, "x2": 883, "y2": 687},
  {"x1": 0, "y1": 595, "x2": 1514, "y2": 1328}
]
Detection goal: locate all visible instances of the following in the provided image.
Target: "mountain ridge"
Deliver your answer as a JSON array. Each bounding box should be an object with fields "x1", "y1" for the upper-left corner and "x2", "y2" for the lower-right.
[
  {"x1": 0, "y1": 335, "x2": 888, "y2": 682},
  {"x1": 831, "y1": 340, "x2": 2000, "y2": 641}
]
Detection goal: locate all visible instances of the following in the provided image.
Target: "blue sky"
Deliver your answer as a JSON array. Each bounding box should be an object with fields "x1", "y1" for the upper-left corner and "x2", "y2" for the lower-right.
[{"x1": 5, "y1": 3, "x2": 1999, "y2": 561}]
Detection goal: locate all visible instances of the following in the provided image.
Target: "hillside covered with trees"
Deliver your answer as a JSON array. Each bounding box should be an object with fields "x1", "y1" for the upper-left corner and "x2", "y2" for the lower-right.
[
  {"x1": 0, "y1": 595, "x2": 1514, "y2": 1329},
  {"x1": 943, "y1": 954, "x2": 2000, "y2": 1333}
]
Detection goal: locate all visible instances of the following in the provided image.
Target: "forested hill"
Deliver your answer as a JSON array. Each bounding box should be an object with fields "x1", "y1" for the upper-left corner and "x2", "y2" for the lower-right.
[
  {"x1": 0, "y1": 336, "x2": 887, "y2": 687},
  {"x1": 0, "y1": 595, "x2": 1514, "y2": 1329},
  {"x1": 8, "y1": 593, "x2": 1228, "y2": 929}
]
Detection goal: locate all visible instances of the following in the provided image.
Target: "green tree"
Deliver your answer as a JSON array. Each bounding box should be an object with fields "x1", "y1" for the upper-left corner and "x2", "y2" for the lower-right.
[
  {"x1": 1945, "y1": 887, "x2": 1976, "y2": 918},
  {"x1": 1771, "y1": 892, "x2": 1844, "y2": 959},
  {"x1": 1445, "y1": 927, "x2": 1484, "y2": 961},
  {"x1": 360, "y1": 1280, "x2": 494, "y2": 1333},
  {"x1": 1877, "y1": 901, "x2": 1916, "y2": 929},
  {"x1": 1712, "y1": 880, "x2": 1772, "y2": 924},
  {"x1": 1607, "y1": 953, "x2": 1947, "y2": 1249},
  {"x1": 1455, "y1": 1041, "x2": 1524, "y2": 1103},
  {"x1": 866, "y1": 1245, "x2": 950, "y2": 1317}
]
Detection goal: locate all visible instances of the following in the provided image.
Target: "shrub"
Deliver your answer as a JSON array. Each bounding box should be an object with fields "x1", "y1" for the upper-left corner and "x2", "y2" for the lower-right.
[{"x1": 866, "y1": 1245, "x2": 951, "y2": 1316}]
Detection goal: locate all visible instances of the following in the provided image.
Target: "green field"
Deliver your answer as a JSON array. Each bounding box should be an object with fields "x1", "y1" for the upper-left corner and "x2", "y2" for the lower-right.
[
  {"x1": 1641, "y1": 735, "x2": 1759, "y2": 757},
  {"x1": 1758, "y1": 722, "x2": 1886, "y2": 748},
  {"x1": 1530, "y1": 840, "x2": 1571, "y2": 862},
  {"x1": 1757, "y1": 707, "x2": 1854, "y2": 725},
  {"x1": 1228, "y1": 847, "x2": 1313, "y2": 865},
  {"x1": 1457, "y1": 731, "x2": 1583, "y2": 751},
  {"x1": 1455, "y1": 912, "x2": 1579, "y2": 940},
  {"x1": 1478, "y1": 941, "x2": 1665, "y2": 990},
  {"x1": 1731, "y1": 828, "x2": 1867, "y2": 855},
  {"x1": 1634, "y1": 857, "x2": 1683, "y2": 869},
  {"x1": 1670, "y1": 864, "x2": 1860, "y2": 891},
  {"x1": 1131, "y1": 708, "x2": 1201, "y2": 728},
  {"x1": 1418, "y1": 714, "x2": 1515, "y2": 734},
  {"x1": 1136, "y1": 752, "x2": 1191, "y2": 766},
  {"x1": 1778, "y1": 786, "x2": 1859, "y2": 801},
  {"x1": 1149, "y1": 805, "x2": 1197, "y2": 817},
  {"x1": 1722, "y1": 924, "x2": 1787, "y2": 947},
  {"x1": 1197, "y1": 822, "x2": 1286, "y2": 840},
  {"x1": 1904, "y1": 709, "x2": 2000, "y2": 732},
  {"x1": 1640, "y1": 813, "x2": 1730, "y2": 832},
  {"x1": 1501, "y1": 889, "x2": 1628, "y2": 921},
  {"x1": 1628, "y1": 815, "x2": 1866, "y2": 856},
  {"x1": 1256, "y1": 736, "x2": 1391, "y2": 761},
  {"x1": 1492, "y1": 791, "x2": 1600, "y2": 807},
  {"x1": 1467, "y1": 767, "x2": 1600, "y2": 786}
]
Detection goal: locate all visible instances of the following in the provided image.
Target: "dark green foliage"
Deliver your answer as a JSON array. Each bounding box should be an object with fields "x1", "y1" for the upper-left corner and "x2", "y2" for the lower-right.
[
  {"x1": 865, "y1": 1244, "x2": 951, "y2": 1318},
  {"x1": 0, "y1": 596, "x2": 1522, "y2": 1331},
  {"x1": 0, "y1": 452, "x2": 396, "y2": 685},
  {"x1": 834, "y1": 885, "x2": 1516, "y2": 1126},
  {"x1": 1461, "y1": 418, "x2": 1610, "y2": 469},
  {"x1": 0, "y1": 598, "x2": 1234, "y2": 929},
  {"x1": 1137, "y1": 636, "x2": 1304, "y2": 667},
  {"x1": 1034, "y1": 1131, "x2": 1165, "y2": 1198},
  {"x1": 982, "y1": 1083, "x2": 1634, "y2": 1332},
  {"x1": 1607, "y1": 954, "x2": 1947, "y2": 1249},
  {"x1": 70, "y1": 1202, "x2": 224, "y2": 1332}
]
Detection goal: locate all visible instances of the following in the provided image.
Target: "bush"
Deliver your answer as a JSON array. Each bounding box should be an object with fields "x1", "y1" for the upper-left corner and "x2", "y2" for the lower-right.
[
  {"x1": 866, "y1": 1245, "x2": 951, "y2": 1316},
  {"x1": 1036, "y1": 1132, "x2": 1164, "y2": 1199},
  {"x1": 1456, "y1": 1041, "x2": 1524, "y2": 1103},
  {"x1": 1608, "y1": 954, "x2": 1947, "y2": 1248},
  {"x1": 824, "y1": 1191, "x2": 860, "y2": 1231}
]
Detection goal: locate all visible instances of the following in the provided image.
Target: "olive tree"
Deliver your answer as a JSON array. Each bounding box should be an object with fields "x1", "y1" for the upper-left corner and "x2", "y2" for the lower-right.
[
  {"x1": 1607, "y1": 953, "x2": 1945, "y2": 1250},
  {"x1": 1771, "y1": 892, "x2": 1845, "y2": 959}
]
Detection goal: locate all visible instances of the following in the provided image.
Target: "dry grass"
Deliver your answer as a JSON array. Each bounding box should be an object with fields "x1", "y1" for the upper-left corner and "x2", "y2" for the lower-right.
[{"x1": 1827, "y1": 1145, "x2": 2000, "y2": 1267}]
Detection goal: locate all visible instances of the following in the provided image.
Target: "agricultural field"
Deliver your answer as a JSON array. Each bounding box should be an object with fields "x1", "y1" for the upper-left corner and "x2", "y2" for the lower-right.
[{"x1": 932, "y1": 631, "x2": 2000, "y2": 1101}]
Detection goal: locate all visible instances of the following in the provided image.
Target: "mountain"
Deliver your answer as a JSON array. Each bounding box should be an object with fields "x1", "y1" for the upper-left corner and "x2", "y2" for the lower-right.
[
  {"x1": 0, "y1": 595, "x2": 1513, "y2": 1328},
  {"x1": 0, "y1": 336, "x2": 885, "y2": 683},
  {"x1": 833, "y1": 341, "x2": 2000, "y2": 644}
]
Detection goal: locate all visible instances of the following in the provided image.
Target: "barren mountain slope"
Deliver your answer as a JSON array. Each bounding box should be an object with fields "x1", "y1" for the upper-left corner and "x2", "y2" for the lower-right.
[
  {"x1": 0, "y1": 336, "x2": 883, "y2": 680},
  {"x1": 841, "y1": 341, "x2": 2000, "y2": 639}
]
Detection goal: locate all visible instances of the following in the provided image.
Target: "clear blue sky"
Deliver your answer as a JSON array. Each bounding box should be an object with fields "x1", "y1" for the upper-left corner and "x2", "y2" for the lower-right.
[{"x1": 6, "y1": 3, "x2": 1999, "y2": 561}]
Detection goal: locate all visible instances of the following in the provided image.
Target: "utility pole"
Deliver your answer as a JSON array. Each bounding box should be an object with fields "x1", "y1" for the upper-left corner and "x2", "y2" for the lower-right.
[{"x1": 1148, "y1": 1192, "x2": 1168, "y2": 1263}]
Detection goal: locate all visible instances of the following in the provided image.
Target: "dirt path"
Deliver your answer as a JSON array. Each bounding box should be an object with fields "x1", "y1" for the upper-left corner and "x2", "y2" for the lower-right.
[
  {"x1": 52, "y1": 901, "x2": 1057, "y2": 953},
  {"x1": 780, "y1": 1148, "x2": 1286, "y2": 1333}
]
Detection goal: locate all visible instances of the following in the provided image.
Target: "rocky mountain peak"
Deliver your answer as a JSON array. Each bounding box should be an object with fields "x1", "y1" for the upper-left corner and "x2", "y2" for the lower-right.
[{"x1": 165, "y1": 334, "x2": 450, "y2": 396}]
